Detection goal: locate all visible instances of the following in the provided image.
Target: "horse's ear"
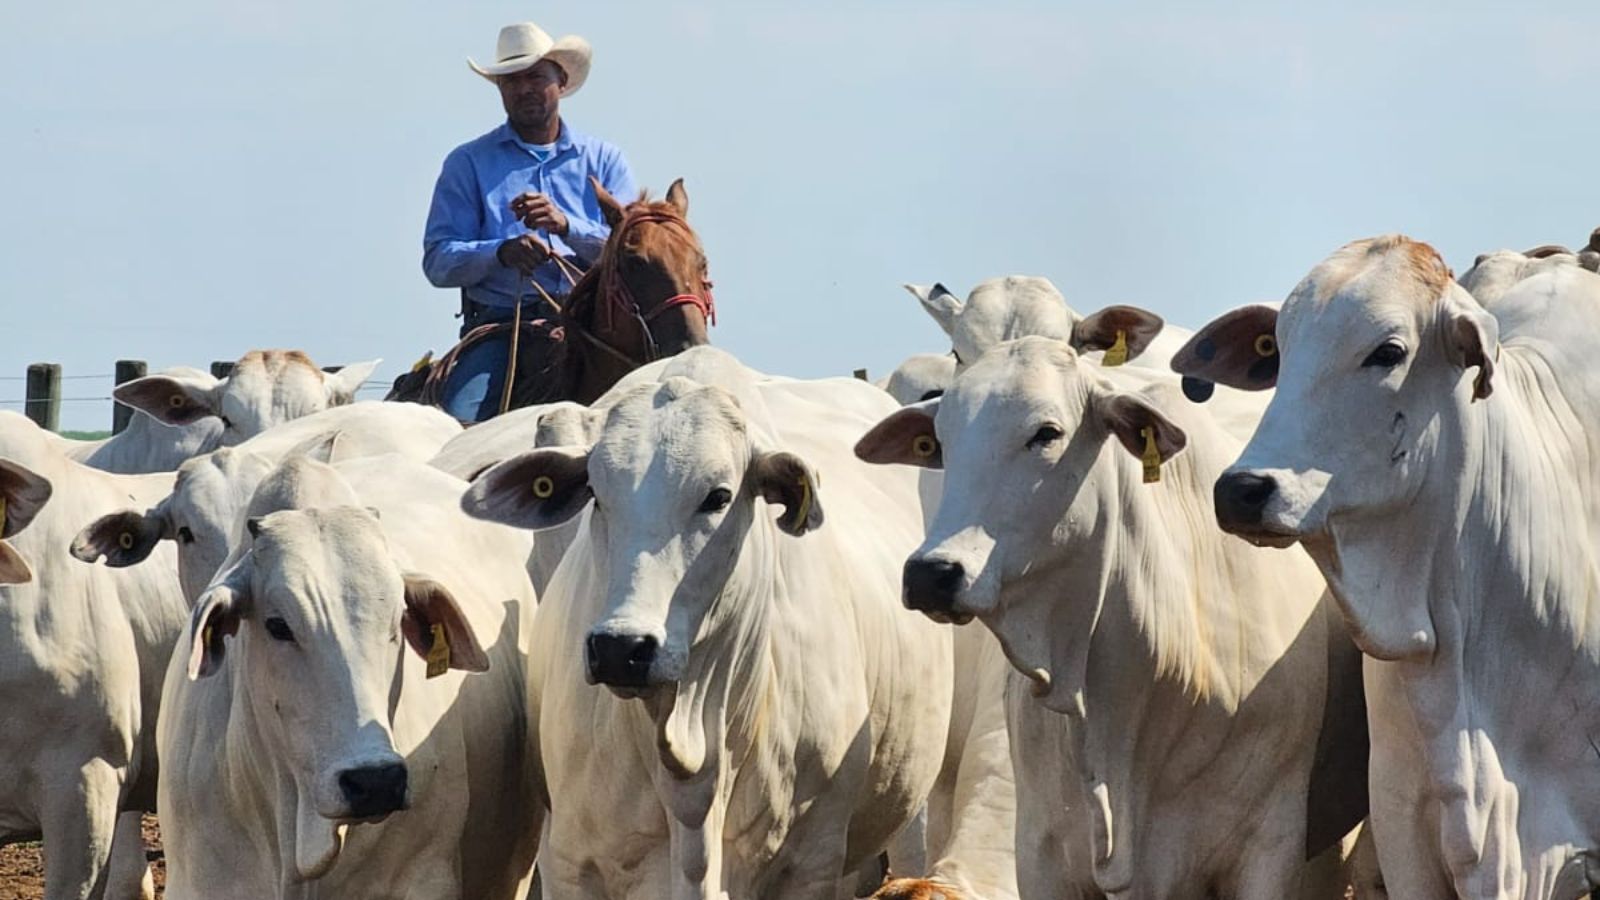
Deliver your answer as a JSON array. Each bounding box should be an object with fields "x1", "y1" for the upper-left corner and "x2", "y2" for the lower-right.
[
  {"x1": 664, "y1": 178, "x2": 688, "y2": 217},
  {"x1": 592, "y1": 175, "x2": 625, "y2": 229}
]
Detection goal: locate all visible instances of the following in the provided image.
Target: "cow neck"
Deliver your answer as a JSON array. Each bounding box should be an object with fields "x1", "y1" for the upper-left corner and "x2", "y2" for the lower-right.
[{"x1": 1318, "y1": 349, "x2": 1600, "y2": 889}]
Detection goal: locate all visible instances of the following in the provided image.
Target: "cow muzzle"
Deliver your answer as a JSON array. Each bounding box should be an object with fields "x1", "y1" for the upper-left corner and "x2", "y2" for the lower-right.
[
  {"x1": 902, "y1": 557, "x2": 973, "y2": 624},
  {"x1": 1213, "y1": 471, "x2": 1301, "y2": 547},
  {"x1": 586, "y1": 631, "x2": 659, "y2": 688},
  {"x1": 336, "y1": 761, "x2": 409, "y2": 820}
]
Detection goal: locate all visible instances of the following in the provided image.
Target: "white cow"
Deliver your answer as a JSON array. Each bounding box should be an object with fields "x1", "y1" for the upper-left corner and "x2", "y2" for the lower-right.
[
  {"x1": 1179, "y1": 234, "x2": 1600, "y2": 899},
  {"x1": 157, "y1": 454, "x2": 541, "y2": 899},
  {"x1": 47, "y1": 376, "x2": 225, "y2": 473},
  {"x1": 113, "y1": 350, "x2": 380, "y2": 447},
  {"x1": 72, "y1": 401, "x2": 461, "y2": 603},
  {"x1": 857, "y1": 338, "x2": 1365, "y2": 900},
  {"x1": 463, "y1": 349, "x2": 953, "y2": 900},
  {"x1": 878, "y1": 353, "x2": 958, "y2": 406},
  {"x1": 1459, "y1": 245, "x2": 1597, "y2": 306},
  {"x1": 0, "y1": 412, "x2": 186, "y2": 900}
]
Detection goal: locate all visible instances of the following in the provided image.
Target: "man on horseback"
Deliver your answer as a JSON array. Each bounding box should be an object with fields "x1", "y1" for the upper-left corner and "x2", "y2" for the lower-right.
[{"x1": 422, "y1": 21, "x2": 637, "y2": 422}]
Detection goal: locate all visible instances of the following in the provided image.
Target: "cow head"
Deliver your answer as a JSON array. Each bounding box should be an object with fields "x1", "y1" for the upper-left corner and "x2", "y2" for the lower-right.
[
  {"x1": 115, "y1": 353, "x2": 379, "y2": 446},
  {"x1": 0, "y1": 457, "x2": 53, "y2": 584},
  {"x1": 906, "y1": 277, "x2": 1163, "y2": 371},
  {"x1": 73, "y1": 448, "x2": 281, "y2": 602},
  {"x1": 1175, "y1": 236, "x2": 1497, "y2": 659},
  {"x1": 464, "y1": 377, "x2": 821, "y2": 699},
  {"x1": 857, "y1": 338, "x2": 1187, "y2": 712},
  {"x1": 187, "y1": 505, "x2": 486, "y2": 879}
]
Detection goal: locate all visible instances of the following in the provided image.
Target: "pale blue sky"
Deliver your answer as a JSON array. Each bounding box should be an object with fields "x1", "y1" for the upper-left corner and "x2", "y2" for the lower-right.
[{"x1": 4, "y1": 1, "x2": 1596, "y2": 429}]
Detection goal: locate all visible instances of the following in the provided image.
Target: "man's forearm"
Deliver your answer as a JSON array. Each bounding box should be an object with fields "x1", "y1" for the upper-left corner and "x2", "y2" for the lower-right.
[{"x1": 423, "y1": 238, "x2": 503, "y2": 288}]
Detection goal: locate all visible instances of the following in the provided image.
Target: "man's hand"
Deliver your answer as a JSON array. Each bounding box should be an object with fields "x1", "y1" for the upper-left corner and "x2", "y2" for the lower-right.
[
  {"x1": 510, "y1": 192, "x2": 569, "y2": 236},
  {"x1": 496, "y1": 234, "x2": 550, "y2": 272}
]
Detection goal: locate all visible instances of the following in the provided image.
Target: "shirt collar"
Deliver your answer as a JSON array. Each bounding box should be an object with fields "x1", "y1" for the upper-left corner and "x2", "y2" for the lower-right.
[{"x1": 497, "y1": 120, "x2": 575, "y2": 152}]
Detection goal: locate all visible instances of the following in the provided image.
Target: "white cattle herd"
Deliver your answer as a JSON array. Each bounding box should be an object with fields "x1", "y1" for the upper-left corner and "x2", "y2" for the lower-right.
[{"x1": 2, "y1": 231, "x2": 1598, "y2": 900}]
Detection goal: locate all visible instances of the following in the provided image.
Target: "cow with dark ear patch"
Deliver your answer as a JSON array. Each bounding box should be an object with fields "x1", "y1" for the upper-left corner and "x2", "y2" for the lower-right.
[
  {"x1": 1071, "y1": 305, "x2": 1165, "y2": 364},
  {"x1": 1170, "y1": 304, "x2": 1282, "y2": 397},
  {"x1": 0, "y1": 457, "x2": 52, "y2": 584}
]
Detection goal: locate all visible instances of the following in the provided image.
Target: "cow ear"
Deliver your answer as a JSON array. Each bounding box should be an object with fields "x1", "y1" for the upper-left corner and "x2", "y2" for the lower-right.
[
  {"x1": 854, "y1": 400, "x2": 943, "y2": 469},
  {"x1": 71, "y1": 503, "x2": 171, "y2": 567},
  {"x1": 1440, "y1": 289, "x2": 1498, "y2": 402},
  {"x1": 1580, "y1": 250, "x2": 1600, "y2": 273},
  {"x1": 0, "y1": 541, "x2": 31, "y2": 584},
  {"x1": 664, "y1": 178, "x2": 689, "y2": 217},
  {"x1": 323, "y1": 360, "x2": 380, "y2": 406},
  {"x1": 592, "y1": 175, "x2": 625, "y2": 229},
  {"x1": 749, "y1": 451, "x2": 824, "y2": 536},
  {"x1": 286, "y1": 429, "x2": 345, "y2": 464},
  {"x1": 401, "y1": 574, "x2": 489, "y2": 674},
  {"x1": 1096, "y1": 389, "x2": 1188, "y2": 469},
  {"x1": 905, "y1": 283, "x2": 963, "y2": 336},
  {"x1": 1072, "y1": 305, "x2": 1165, "y2": 365},
  {"x1": 1169, "y1": 304, "x2": 1281, "y2": 394},
  {"x1": 115, "y1": 370, "x2": 221, "y2": 426},
  {"x1": 188, "y1": 560, "x2": 252, "y2": 680},
  {"x1": 461, "y1": 447, "x2": 592, "y2": 531},
  {"x1": 0, "y1": 457, "x2": 53, "y2": 538}
]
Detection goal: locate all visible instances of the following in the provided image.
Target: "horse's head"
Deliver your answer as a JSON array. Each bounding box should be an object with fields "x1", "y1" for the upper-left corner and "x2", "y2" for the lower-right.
[{"x1": 588, "y1": 177, "x2": 713, "y2": 359}]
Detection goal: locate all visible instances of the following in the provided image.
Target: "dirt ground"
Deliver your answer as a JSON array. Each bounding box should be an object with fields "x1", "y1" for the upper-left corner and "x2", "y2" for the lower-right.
[{"x1": 0, "y1": 816, "x2": 164, "y2": 899}]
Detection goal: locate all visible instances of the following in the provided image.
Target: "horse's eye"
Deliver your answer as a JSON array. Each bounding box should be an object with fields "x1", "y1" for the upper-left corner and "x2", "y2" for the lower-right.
[
  {"x1": 176, "y1": 526, "x2": 194, "y2": 545},
  {"x1": 698, "y1": 487, "x2": 733, "y2": 514},
  {"x1": 1026, "y1": 424, "x2": 1065, "y2": 450},
  {"x1": 264, "y1": 617, "x2": 295, "y2": 643},
  {"x1": 1362, "y1": 340, "x2": 1408, "y2": 368}
]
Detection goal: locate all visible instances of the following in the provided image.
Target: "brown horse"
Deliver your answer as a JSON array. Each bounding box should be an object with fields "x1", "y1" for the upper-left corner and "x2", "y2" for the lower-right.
[{"x1": 387, "y1": 177, "x2": 714, "y2": 411}]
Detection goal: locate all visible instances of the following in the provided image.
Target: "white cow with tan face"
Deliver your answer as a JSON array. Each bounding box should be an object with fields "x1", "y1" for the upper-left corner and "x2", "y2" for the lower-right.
[
  {"x1": 0, "y1": 412, "x2": 186, "y2": 900},
  {"x1": 463, "y1": 351, "x2": 953, "y2": 900},
  {"x1": 857, "y1": 338, "x2": 1363, "y2": 900},
  {"x1": 1179, "y1": 235, "x2": 1600, "y2": 899},
  {"x1": 156, "y1": 455, "x2": 540, "y2": 899},
  {"x1": 114, "y1": 350, "x2": 379, "y2": 447}
]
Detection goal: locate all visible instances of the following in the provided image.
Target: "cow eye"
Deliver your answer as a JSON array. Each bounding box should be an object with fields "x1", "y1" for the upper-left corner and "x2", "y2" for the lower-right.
[
  {"x1": 698, "y1": 487, "x2": 733, "y2": 514},
  {"x1": 918, "y1": 389, "x2": 945, "y2": 402},
  {"x1": 1026, "y1": 424, "x2": 1065, "y2": 450},
  {"x1": 1362, "y1": 340, "x2": 1408, "y2": 368},
  {"x1": 264, "y1": 617, "x2": 295, "y2": 643},
  {"x1": 176, "y1": 526, "x2": 194, "y2": 545},
  {"x1": 218, "y1": 415, "x2": 234, "y2": 430}
]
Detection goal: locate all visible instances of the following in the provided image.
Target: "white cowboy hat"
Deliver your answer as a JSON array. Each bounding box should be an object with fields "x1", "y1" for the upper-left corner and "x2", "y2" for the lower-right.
[{"x1": 468, "y1": 22, "x2": 591, "y2": 95}]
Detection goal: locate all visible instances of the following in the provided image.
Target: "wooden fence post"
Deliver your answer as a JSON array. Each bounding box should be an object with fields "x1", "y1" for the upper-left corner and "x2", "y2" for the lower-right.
[
  {"x1": 25, "y1": 363, "x2": 61, "y2": 432},
  {"x1": 853, "y1": 368, "x2": 869, "y2": 381},
  {"x1": 113, "y1": 359, "x2": 147, "y2": 434},
  {"x1": 210, "y1": 361, "x2": 235, "y2": 380}
]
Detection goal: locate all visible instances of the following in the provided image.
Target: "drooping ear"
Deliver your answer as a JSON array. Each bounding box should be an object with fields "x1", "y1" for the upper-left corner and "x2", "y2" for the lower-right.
[
  {"x1": 286, "y1": 429, "x2": 345, "y2": 464},
  {"x1": 591, "y1": 175, "x2": 625, "y2": 229},
  {"x1": 70, "y1": 501, "x2": 172, "y2": 567},
  {"x1": 401, "y1": 574, "x2": 490, "y2": 673},
  {"x1": 323, "y1": 360, "x2": 381, "y2": 405},
  {"x1": 187, "y1": 560, "x2": 252, "y2": 680},
  {"x1": 1440, "y1": 289, "x2": 1499, "y2": 402},
  {"x1": 1169, "y1": 304, "x2": 1281, "y2": 394},
  {"x1": 114, "y1": 369, "x2": 221, "y2": 426},
  {"x1": 749, "y1": 451, "x2": 824, "y2": 536},
  {"x1": 1579, "y1": 250, "x2": 1600, "y2": 273},
  {"x1": 1095, "y1": 389, "x2": 1189, "y2": 468},
  {"x1": 1071, "y1": 305, "x2": 1165, "y2": 364},
  {"x1": 461, "y1": 446, "x2": 592, "y2": 531},
  {"x1": 0, "y1": 457, "x2": 53, "y2": 538},
  {"x1": 905, "y1": 283, "x2": 964, "y2": 336},
  {"x1": 854, "y1": 400, "x2": 943, "y2": 469},
  {"x1": 0, "y1": 541, "x2": 30, "y2": 584},
  {"x1": 1522, "y1": 244, "x2": 1572, "y2": 260},
  {"x1": 664, "y1": 178, "x2": 689, "y2": 217}
]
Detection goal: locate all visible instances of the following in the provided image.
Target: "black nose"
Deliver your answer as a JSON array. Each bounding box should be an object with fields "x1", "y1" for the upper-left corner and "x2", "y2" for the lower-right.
[
  {"x1": 337, "y1": 763, "x2": 408, "y2": 818},
  {"x1": 586, "y1": 632, "x2": 658, "y2": 687},
  {"x1": 903, "y1": 558, "x2": 964, "y2": 613},
  {"x1": 1214, "y1": 472, "x2": 1277, "y2": 530}
]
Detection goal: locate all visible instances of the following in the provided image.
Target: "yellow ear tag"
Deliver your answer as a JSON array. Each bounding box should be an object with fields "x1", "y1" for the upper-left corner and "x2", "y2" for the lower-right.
[
  {"x1": 409, "y1": 350, "x2": 434, "y2": 373},
  {"x1": 531, "y1": 475, "x2": 555, "y2": 499},
  {"x1": 0, "y1": 496, "x2": 8, "y2": 537},
  {"x1": 202, "y1": 624, "x2": 213, "y2": 649},
  {"x1": 1254, "y1": 334, "x2": 1277, "y2": 357},
  {"x1": 1103, "y1": 330, "x2": 1129, "y2": 367},
  {"x1": 425, "y1": 623, "x2": 450, "y2": 678},
  {"x1": 118, "y1": 531, "x2": 135, "y2": 550},
  {"x1": 1140, "y1": 426, "x2": 1161, "y2": 484},
  {"x1": 911, "y1": 434, "x2": 937, "y2": 459},
  {"x1": 792, "y1": 477, "x2": 814, "y2": 529}
]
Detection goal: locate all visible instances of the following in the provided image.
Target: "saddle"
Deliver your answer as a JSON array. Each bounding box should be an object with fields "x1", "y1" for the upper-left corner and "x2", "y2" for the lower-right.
[{"x1": 385, "y1": 317, "x2": 566, "y2": 415}]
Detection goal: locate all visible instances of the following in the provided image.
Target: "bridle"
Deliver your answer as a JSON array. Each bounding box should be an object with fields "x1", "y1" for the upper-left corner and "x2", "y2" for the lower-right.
[{"x1": 579, "y1": 208, "x2": 716, "y2": 368}]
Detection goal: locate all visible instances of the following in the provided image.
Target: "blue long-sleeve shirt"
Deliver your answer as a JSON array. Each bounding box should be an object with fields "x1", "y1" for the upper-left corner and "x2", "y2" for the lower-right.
[{"x1": 422, "y1": 120, "x2": 637, "y2": 311}]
